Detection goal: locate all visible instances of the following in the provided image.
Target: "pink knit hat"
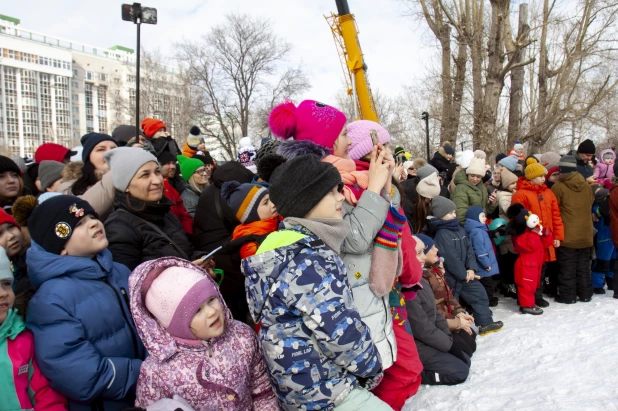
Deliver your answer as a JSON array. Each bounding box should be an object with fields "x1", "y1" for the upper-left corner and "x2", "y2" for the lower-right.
[
  {"x1": 268, "y1": 100, "x2": 347, "y2": 150},
  {"x1": 346, "y1": 120, "x2": 391, "y2": 160},
  {"x1": 145, "y1": 266, "x2": 220, "y2": 341}
]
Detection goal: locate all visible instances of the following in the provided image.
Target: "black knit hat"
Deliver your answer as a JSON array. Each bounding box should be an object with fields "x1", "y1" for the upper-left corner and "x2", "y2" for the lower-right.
[
  {"x1": 157, "y1": 150, "x2": 176, "y2": 165},
  {"x1": 255, "y1": 139, "x2": 281, "y2": 166},
  {"x1": 443, "y1": 145, "x2": 455, "y2": 156},
  {"x1": 0, "y1": 156, "x2": 22, "y2": 175},
  {"x1": 269, "y1": 155, "x2": 342, "y2": 218},
  {"x1": 495, "y1": 153, "x2": 507, "y2": 164},
  {"x1": 112, "y1": 125, "x2": 145, "y2": 146},
  {"x1": 577, "y1": 139, "x2": 596, "y2": 155},
  {"x1": 80, "y1": 133, "x2": 118, "y2": 163},
  {"x1": 28, "y1": 195, "x2": 97, "y2": 255},
  {"x1": 559, "y1": 154, "x2": 578, "y2": 174},
  {"x1": 194, "y1": 152, "x2": 214, "y2": 166}
]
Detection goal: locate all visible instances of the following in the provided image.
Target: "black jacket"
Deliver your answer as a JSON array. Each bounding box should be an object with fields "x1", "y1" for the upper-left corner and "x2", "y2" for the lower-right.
[
  {"x1": 405, "y1": 278, "x2": 453, "y2": 360},
  {"x1": 430, "y1": 151, "x2": 457, "y2": 180},
  {"x1": 193, "y1": 162, "x2": 255, "y2": 322},
  {"x1": 104, "y1": 191, "x2": 193, "y2": 271}
]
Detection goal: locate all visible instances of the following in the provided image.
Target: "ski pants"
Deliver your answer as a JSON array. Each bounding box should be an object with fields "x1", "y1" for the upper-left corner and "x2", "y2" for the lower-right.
[
  {"x1": 592, "y1": 250, "x2": 616, "y2": 289},
  {"x1": 556, "y1": 246, "x2": 593, "y2": 300},
  {"x1": 420, "y1": 350, "x2": 470, "y2": 386}
]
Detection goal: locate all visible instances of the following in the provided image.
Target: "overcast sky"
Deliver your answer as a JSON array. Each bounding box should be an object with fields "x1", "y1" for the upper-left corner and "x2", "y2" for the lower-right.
[{"x1": 4, "y1": 0, "x2": 437, "y2": 103}]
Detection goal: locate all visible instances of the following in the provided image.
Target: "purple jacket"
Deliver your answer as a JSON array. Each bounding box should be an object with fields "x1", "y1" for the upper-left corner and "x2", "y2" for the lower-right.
[
  {"x1": 594, "y1": 148, "x2": 615, "y2": 180},
  {"x1": 129, "y1": 257, "x2": 279, "y2": 411}
]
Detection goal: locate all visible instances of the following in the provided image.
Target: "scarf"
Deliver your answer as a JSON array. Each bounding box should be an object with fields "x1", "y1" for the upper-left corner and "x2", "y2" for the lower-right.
[
  {"x1": 284, "y1": 217, "x2": 351, "y2": 254},
  {"x1": 322, "y1": 155, "x2": 369, "y2": 205},
  {"x1": 232, "y1": 216, "x2": 281, "y2": 258}
]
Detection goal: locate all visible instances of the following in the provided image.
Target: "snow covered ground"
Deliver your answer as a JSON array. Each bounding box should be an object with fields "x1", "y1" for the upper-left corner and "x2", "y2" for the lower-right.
[{"x1": 403, "y1": 292, "x2": 618, "y2": 411}]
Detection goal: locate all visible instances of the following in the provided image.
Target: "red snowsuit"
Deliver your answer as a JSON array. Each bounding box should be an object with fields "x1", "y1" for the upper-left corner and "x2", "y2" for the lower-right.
[{"x1": 513, "y1": 228, "x2": 552, "y2": 307}]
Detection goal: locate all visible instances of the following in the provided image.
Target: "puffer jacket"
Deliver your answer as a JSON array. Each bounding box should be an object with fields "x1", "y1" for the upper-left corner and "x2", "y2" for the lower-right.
[
  {"x1": 180, "y1": 185, "x2": 201, "y2": 217},
  {"x1": 405, "y1": 279, "x2": 453, "y2": 360},
  {"x1": 451, "y1": 169, "x2": 497, "y2": 225},
  {"x1": 464, "y1": 218, "x2": 500, "y2": 276},
  {"x1": 340, "y1": 188, "x2": 399, "y2": 370},
  {"x1": 129, "y1": 257, "x2": 278, "y2": 411},
  {"x1": 58, "y1": 168, "x2": 115, "y2": 220},
  {"x1": 512, "y1": 176, "x2": 564, "y2": 261},
  {"x1": 430, "y1": 148, "x2": 457, "y2": 180},
  {"x1": 241, "y1": 225, "x2": 383, "y2": 411},
  {"x1": 0, "y1": 309, "x2": 67, "y2": 411},
  {"x1": 25, "y1": 241, "x2": 146, "y2": 411},
  {"x1": 551, "y1": 172, "x2": 594, "y2": 248},
  {"x1": 496, "y1": 190, "x2": 516, "y2": 255},
  {"x1": 594, "y1": 148, "x2": 615, "y2": 180},
  {"x1": 427, "y1": 218, "x2": 478, "y2": 282},
  {"x1": 568, "y1": 150, "x2": 595, "y2": 179},
  {"x1": 105, "y1": 191, "x2": 194, "y2": 271}
]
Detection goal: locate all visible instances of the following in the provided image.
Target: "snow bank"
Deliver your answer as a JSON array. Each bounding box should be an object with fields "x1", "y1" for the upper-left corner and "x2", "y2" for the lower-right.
[{"x1": 403, "y1": 293, "x2": 618, "y2": 411}]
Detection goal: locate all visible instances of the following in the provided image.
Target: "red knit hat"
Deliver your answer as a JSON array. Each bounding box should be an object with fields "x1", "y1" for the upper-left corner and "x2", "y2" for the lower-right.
[
  {"x1": 546, "y1": 166, "x2": 559, "y2": 181},
  {"x1": 141, "y1": 118, "x2": 167, "y2": 138},
  {"x1": 34, "y1": 143, "x2": 72, "y2": 164},
  {"x1": 0, "y1": 208, "x2": 19, "y2": 229}
]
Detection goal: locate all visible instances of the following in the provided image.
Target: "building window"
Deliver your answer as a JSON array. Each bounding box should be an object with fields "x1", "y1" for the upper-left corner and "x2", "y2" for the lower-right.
[
  {"x1": 72, "y1": 81, "x2": 78, "y2": 89},
  {"x1": 99, "y1": 73, "x2": 106, "y2": 81},
  {"x1": 86, "y1": 71, "x2": 94, "y2": 81},
  {"x1": 127, "y1": 74, "x2": 136, "y2": 83},
  {"x1": 73, "y1": 68, "x2": 78, "y2": 76}
]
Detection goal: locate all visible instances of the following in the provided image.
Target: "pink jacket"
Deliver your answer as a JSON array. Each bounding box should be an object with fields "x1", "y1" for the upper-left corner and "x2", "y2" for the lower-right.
[
  {"x1": 129, "y1": 257, "x2": 279, "y2": 411},
  {"x1": 594, "y1": 149, "x2": 615, "y2": 180}
]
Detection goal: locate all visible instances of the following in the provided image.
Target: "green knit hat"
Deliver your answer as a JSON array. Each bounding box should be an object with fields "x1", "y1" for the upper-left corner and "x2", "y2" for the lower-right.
[{"x1": 177, "y1": 155, "x2": 205, "y2": 181}]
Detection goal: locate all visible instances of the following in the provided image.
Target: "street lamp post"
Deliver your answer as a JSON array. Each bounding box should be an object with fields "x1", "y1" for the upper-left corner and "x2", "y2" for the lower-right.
[
  {"x1": 421, "y1": 111, "x2": 430, "y2": 160},
  {"x1": 122, "y1": 3, "x2": 157, "y2": 135}
]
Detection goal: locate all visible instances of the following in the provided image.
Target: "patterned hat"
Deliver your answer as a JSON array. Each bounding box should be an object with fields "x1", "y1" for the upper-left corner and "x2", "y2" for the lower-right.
[{"x1": 221, "y1": 181, "x2": 268, "y2": 224}]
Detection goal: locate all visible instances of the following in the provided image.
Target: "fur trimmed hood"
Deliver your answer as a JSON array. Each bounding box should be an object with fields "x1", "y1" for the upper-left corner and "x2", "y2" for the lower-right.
[{"x1": 61, "y1": 161, "x2": 84, "y2": 182}]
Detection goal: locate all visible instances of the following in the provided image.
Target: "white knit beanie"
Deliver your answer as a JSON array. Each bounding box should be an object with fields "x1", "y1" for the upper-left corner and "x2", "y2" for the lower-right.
[
  {"x1": 416, "y1": 172, "x2": 441, "y2": 199},
  {"x1": 105, "y1": 147, "x2": 159, "y2": 192},
  {"x1": 457, "y1": 150, "x2": 475, "y2": 169},
  {"x1": 466, "y1": 156, "x2": 487, "y2": 176}
]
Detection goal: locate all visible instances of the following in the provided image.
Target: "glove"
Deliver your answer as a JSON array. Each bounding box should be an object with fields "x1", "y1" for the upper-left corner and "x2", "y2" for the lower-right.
[{"x1": 146, "y1": 396, "x2": 196, "y2": 411}]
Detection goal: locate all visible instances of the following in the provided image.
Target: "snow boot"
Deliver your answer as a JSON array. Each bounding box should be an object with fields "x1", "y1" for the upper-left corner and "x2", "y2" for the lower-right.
[
  {"x1": 535, "y1": 298, "x2": 550, "y2": 308},
  {"x1": 520, "y1": 306, "x2": 543, "y2": 315},
  {"x1": 555, "y1": 295, "x2": 576, "y2": 304},
  {"x1": 579, "y1": 296, "x2": 592, "y2": 302},
  {"x1": 593, "y1": 288, "x2": 606, "y2": 294},
  {"x1": 479, "y1": 321, "x2": 504, "y2": 336},
  {"x1": 489, "y1": 296, "x2": 499, "y2": 307}
]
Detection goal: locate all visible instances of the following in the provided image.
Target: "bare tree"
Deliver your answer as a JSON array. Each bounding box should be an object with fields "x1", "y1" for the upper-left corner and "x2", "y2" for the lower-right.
[{"x1": 176, "y1": 14, "x2": 308, "y2": 158}]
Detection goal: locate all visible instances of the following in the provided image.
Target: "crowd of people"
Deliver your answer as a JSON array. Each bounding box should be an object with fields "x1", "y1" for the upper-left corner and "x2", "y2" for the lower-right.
[{"x1": 0, "y1": 99, "x2": 615, "y2": 411}]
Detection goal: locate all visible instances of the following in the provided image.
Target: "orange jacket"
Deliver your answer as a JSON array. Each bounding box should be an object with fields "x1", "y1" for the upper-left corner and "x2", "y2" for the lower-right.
[
  {"x1": 182, "y1": 142, "x2": 198, "y2": 158},
  {"x1": 232, "y1": 216, "x2": 281, "y2": 259},
  {"x1": 512, "y1": 177, "x2": 564, "y2": 262}
]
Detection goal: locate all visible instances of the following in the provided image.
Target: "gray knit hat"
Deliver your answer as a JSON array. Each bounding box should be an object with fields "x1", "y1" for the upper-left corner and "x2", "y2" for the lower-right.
[
  {"x1": 269, "y1": 154, "x2": 342, "y2": 218},
  {"x1": 0, "y1": 247, "x2": 12, "y2": 282},
  {"x1": 105, "y1": 147, "x2": 159, "y2": 192},
  {"x1": 431, "y1": 196, "x2": 456, "y2": 219},
  {"x1": 416, "y1": 164, "x2": 439, "y2": 181},
  {"x1": 39, "y1": 160, "x2": 65, "y2": 191},
  {"x1": 558, "y1": 154, "x2": 578, "y2": 174}
]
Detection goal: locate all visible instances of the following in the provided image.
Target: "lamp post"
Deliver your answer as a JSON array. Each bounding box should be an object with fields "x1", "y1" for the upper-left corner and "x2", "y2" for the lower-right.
[
  {"x1": 122, "y1": 3, "x2": 157, "y2": 135},
  {"x1": 421, "y1": 111, "x2": 430, "y2": 160}
]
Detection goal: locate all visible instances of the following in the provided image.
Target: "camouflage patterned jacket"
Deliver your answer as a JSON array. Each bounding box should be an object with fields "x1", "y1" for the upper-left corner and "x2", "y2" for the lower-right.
[{"x1": 241, "y1": 225, "x2": 383, "y2": 411}]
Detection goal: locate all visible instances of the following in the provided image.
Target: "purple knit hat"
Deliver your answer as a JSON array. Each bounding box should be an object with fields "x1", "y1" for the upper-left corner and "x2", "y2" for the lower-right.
[
  {"x1": 268, "y1": 100, "x2": 347, "y2": 150},
  {"x1": 346, "y1": 120, "x2": 391, "y2": 160},
  {"x1": 145, "y1": 266, "x2": 220, "y2": 341}
]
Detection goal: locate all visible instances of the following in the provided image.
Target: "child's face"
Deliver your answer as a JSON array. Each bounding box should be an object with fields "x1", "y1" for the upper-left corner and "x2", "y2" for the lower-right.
[
  {"x1": 190, "y1": 296, "x2": 225, "y2": 340},
  {"x1": 515, "y1": 148, "x2": 524, "y2": 156},
  {"x1": 442, "y1": 210, "x2": 457, "y2": 221},
  {"x1": 0, "y1": 277, "x2": 15, "y2": 324},
  {"x1": 332, "y1": 125, "x2": 352, "y2": 159},
  {"x1": 305, "y1": 184, "x2": 345, "y2": 219},
  {"x1": 604, "y1": 157, "x2": 614, "y2": 165},
  {"x1": 61, "y1": 215, "x2": 108, "y2": 258},
  {"x1": 529, "y1": 176, "x2": 545, "y2": 186},
  {"x1": 468, "y1": 174, "x2": 483, "y2": 185},
  {"x1": 479, "y1": 212, "x2": 487, "y2": 224},
  {"x1": 257, "y1": 194, "x2": 277, "y2": 220},
  {"x1": 0, "y1": 223, "x2": 23, "y2": 258},
  {"x1": 425, "y1": 245, "x2": 439, "y2": 265},
  {"x1": 414, "y1": 239, "x2": 427, "y2": 269}
]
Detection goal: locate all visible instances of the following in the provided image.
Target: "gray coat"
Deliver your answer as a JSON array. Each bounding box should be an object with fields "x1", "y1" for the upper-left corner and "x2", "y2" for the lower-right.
[
  {"x1": 405, "y1": 278, "x2": 453, "y2": 360},
  {"x1": 180, "y1": 186, "x2": 201, "y2": 217},
  {"x1": 340, "y1": 187, "x2": 400, "y2": 369}
]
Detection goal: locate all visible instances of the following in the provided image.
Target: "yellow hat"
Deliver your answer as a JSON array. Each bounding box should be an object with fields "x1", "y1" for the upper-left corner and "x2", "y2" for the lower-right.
[{"x1": 524, "y1": 157, "x2": 547, "y2": 180}]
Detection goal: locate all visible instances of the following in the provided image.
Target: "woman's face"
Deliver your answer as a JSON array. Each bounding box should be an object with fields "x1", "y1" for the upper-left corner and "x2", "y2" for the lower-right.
[
  {"x1": 192, "y1": 167, "x2": 209, "y2": 186},
  {"x1": 332, "y1": 125, "x2": 352, "y2": 159},
  {"x1": 0, "y1": 172, "x2": 20, "y2": 199},
  {"x1": 414, "y1": 238, "x2": 427, "y2": 269},
  {"x1": 90, "y1": 141, "x2": 117, "y2": 171},
  {"x1": 468, "y1": 174, "x2": 483, "y2": 186},
  {"x1": 0, "y1": 223, "x2": 23, "y2": 258},
  {"x1": 507, "y1": 182, "x2": 517, "y2": 192},
  {"x1": 127, "y1": 161, "x2": 164, "y2": 202}
]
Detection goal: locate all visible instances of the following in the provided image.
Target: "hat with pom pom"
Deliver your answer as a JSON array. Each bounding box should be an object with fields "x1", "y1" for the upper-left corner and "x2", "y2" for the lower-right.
[
  {"x1": 221, "y1": 181, "x2": 268, "y2": 223},
  {"x1": 524, "y1": 157, "x2": 547, "y2": 180},
  {"x1": 514, "y1": 142, "x2": 524, "y2": 151},
  {"x1": 268, "y1": 100, "x2": 347, "y2": 150}
]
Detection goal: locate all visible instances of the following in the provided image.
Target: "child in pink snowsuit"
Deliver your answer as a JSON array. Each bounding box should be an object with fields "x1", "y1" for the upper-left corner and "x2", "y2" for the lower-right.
[
  {"x1": 129, "y1": 257, "x2": 279, "y2": 411},
  {"x1": 593, "y1": 149, "x2": 615, "y2": 188}
]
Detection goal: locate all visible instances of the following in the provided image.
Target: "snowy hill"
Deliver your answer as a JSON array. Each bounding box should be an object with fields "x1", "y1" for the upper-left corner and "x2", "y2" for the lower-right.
[{"x1": 403, "y1": 293, "x2": 618, "y2": 411}]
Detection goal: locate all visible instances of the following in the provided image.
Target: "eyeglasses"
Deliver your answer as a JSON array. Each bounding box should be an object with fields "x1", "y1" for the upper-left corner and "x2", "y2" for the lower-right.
[{"x1": 195, "y1": 169, "x2": 209, "y2": 176}]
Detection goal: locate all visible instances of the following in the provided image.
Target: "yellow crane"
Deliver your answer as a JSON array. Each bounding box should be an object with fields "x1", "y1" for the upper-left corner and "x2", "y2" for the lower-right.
[{"x1": 326, "y1": 0, "x2": 379, "y2": 122}]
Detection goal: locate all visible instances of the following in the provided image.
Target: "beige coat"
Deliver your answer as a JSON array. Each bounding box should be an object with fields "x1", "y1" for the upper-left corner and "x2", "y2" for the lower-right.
[{"x1": 57, "y1": 166, "x2": 115, "y2": 220}]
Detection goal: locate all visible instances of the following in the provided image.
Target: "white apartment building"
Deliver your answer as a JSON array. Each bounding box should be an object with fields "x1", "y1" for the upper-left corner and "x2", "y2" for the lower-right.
[{"x1": 0, "y1": 14, "x2": 187, "y2": 158}]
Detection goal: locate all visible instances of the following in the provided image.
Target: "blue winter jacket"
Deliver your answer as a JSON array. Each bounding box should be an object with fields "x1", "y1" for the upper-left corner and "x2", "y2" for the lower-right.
[
  {"x1": 464, "y1": 218, "x2": 500, "y2": 276},
  {"x1": 427, "y1": 217, "x2": 478, "y2": 281},
  {"x1": 593, "y1": 205, "x2": 615, "y2": 261},
  {"x1": 26, "y1": 241, "x2": 146, "y2": 411},
  {"x1": 241, "y1": 224, "x2": 383, "y2": 411}
]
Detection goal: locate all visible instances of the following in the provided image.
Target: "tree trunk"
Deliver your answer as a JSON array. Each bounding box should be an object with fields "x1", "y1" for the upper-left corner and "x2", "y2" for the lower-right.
[
  {"x1": 507, "y1": 3, "x2": 529, "y2": 149},
  {"x1": 438, "y1": 23, "x2": 453, "y2": 144}
]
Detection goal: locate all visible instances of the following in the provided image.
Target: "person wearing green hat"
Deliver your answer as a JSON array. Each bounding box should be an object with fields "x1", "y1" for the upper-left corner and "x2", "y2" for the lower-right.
[{"x1": 177, "y1": 155, "x2": 207, "y2": 217}]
